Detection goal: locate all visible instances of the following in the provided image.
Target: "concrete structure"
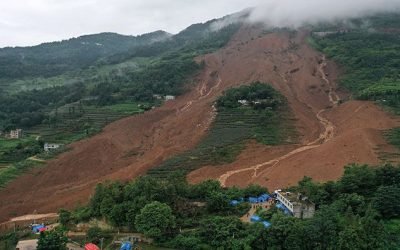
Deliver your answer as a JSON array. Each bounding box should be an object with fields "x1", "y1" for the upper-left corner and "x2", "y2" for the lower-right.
[
  {"x1": 16, "y1": 239, "x2": 38, "y2": 250},
  {"x1": 44, "y1": 143, "x2": 63, "y2": 152},
  {"x1": 10, "y1": 129, "x2": 23, "y2": 139},
  {"x1": 275, "y1": 190, "x2": 315, "y2": 219},
  {"x1": 165, "y1": 95, "x2": 175, "y2": 101}
]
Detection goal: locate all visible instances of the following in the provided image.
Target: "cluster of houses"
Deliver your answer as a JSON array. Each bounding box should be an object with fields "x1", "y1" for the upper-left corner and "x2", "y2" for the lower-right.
[
  {"x1": 1, "y1": 128, "x2": 63, "y2": 153},
  {"x1": 153, "y1": 94, "x2": 175, "y2": 101},
  {"x1": 312, "y1": 29, "x2": 351, "y2": 38},
  {"x1": 230, "y1": 190, "x2": 315, "y2": 222},
  {"x1": 0, "y1": 128, "x2": 24, "y2": 139}
]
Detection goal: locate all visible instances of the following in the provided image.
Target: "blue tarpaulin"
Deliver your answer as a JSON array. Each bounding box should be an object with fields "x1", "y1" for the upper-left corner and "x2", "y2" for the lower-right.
[
  {"x1": 32, "y1": 224, "x2": 45, "y2": 233},
  {"x1": 230, "y1": 200, "x2": 240, "y2": 206},
  {"x1": 257, "y1": 194, "x2": 270, "y2": 203},
  {"x1": 230, "y1": 194, "x2": 271, "y2": 206},
  {"x1": 262, "y1": 221, "x2": 272, "y2": 228},
  {"x1": 120, "y1": 242, "x2": 132, "y2": 250},
  {"x1": 276, "y1": 202, "x2": 292, "y2": 215},
  {"x1": 250, "y1": 215, "x2": 262, "y2": 222},
  {"x1": 248, "y1": 197, "x2": 258, "y2": 203}
]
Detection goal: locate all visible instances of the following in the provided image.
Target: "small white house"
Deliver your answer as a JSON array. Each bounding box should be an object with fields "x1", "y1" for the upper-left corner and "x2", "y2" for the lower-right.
[
  {"x1": 44, "y1": 143, "x2": 63, "y2": 152},
  {"x1": 238, "y1": 100, "x2": 249, "y2": 105},
  {"x1": 165, "y1": 95, "x2": 176, "y2": 101},
  {"x1": 153, "y1": 94, "x2": 163, "y2": 100}
]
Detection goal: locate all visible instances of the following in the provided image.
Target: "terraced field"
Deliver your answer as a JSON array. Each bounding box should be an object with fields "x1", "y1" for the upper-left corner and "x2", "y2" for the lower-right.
[
  {"x1": 148, "y1": 105, "x2": 296, "y2": 178},
  {"x1": 25, "y1": 102, "x2": 147, "y2": 143}
]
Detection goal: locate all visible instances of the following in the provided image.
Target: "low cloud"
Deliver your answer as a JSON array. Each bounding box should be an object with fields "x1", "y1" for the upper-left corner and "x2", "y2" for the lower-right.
[{"x1": 248, "y1": 0, "x2": 400, "y2": 28}]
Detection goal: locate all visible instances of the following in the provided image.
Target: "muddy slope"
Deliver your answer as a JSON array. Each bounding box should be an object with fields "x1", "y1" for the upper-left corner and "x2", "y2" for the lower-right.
[{"x1": 0, "y1": 25, "x2": 398, "y2": 222}]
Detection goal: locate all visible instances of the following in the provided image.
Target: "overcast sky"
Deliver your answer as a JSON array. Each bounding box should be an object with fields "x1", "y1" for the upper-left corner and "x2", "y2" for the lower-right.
[
  {"x1": 2, "y1": 0, "x2": 400, "y2": 48},
  {"x1": 0, "y1": 0, "x2": 263, "y2": 48}
]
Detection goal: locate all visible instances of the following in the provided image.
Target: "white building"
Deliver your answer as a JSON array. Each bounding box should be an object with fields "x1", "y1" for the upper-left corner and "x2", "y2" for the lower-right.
[
  {"x1": 153, "y1": 94, "x2": 163, "y2": 100},
  {"x1": 165, "y1": 95, "x2": 175, "y2": 101},
  {"x1": 275, "y1": 190, "x2": 315, "y2": 219},
  {"x1": 44, "y1": 143, "x2": 63, "y2": 152},
  {"x1": 10, "y1": 129, "x2": 23, "y2": 139},
  {"x1": 238, "y1": 100, "x2": 249, "y2": 105}
]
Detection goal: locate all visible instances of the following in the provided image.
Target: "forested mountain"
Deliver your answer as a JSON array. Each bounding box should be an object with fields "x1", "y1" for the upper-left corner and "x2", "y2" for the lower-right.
[
  {"x1": 0, "y1": 11, "x2": 248, "y2": 80},
  {"x1": 0, "y1": 30, "x2": 171, "y2": 79},
  {"x1": 0, "y1": 13, "x2": 243, "y2": 130}
]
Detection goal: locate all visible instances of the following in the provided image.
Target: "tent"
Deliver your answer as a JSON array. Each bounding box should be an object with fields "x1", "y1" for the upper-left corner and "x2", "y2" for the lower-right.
[
  {"x1": 248, "y1": 197, "x2": 258, "y2": 203},
  {"x1": 257, "y1": 194, "x2": 271, "y2": 203},
  {"x1": 32, "y1": 224, "x2": 45, "y2": 234},
  {"x1": 120, "y1": 242, "x2": 132, "y2": 250},
  {"x1": 250, "y1": 215, "x2": 262, "y2": 222},
  {"x1": 85, "y1": 243, "x2": 100, "y2": 250}
]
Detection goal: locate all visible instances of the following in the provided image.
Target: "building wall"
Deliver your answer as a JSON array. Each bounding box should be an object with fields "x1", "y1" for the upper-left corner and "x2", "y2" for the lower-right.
[
  {"x1": 276, "y1": 191, "x2": 315, "y2": 219},
  {"x1": 10, "y1": 129, "x2": 23, "y2": 139}
]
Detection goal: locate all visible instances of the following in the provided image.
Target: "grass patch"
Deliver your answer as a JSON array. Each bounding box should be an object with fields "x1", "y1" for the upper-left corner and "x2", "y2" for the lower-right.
[
  {"x1": 25, "y1": 101, "x2": 148, "y2": 144},
  {"x1": 385, "y1": 128, "x2": 400, "y2": 150},
  {"x1": 312, "y1": 31, "x2": 400, "y2": 114},
  {"x1": 148, "y1": 83, "x2": 296, "y2": 178},
  {"x1": 0, "y1": 159, "x2": 44, "y2": 188}
]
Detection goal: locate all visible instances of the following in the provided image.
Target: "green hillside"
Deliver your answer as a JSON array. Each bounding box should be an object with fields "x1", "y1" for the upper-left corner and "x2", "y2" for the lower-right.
[
  {"x1": 0, "y1": 31, "x2": 171, "y2": 80},
  {"x1": 149, "y1": 83, "x2": 296, "y2": 178},
  {"x1": 311, "y1": 13, "x2": 400, "y2": 114}
]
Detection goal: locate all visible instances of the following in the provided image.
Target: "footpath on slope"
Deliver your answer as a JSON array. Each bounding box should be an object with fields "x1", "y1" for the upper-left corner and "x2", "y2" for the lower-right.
[{"x1": 218, "y1": 55, "x2": 338, "y2": 187}]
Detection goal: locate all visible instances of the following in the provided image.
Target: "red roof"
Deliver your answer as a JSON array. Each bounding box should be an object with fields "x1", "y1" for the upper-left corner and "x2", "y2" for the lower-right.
[
  {"x1": 39, "y1": 227, "x2": 46, "y2": 232},
  {"x1": 85, "y1": 243, "x2": 100, "y2": 250}
]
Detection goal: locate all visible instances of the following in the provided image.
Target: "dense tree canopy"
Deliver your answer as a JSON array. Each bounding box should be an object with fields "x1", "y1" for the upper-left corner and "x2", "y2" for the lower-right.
[
  {"x1": 135, "y1": 201, "x2": 176, "y2": 240},
  {"x1": 59, "y1": 164, "x2": 400, "y2": 249}
]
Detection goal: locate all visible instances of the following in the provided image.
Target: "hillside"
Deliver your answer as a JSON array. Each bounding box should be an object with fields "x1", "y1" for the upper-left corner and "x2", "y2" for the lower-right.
[
  {"x1": 0, "y1": 31, "x2": 171, "y2": 80},
  {"x1": 0, "y1": 12, "x2": 399, "y2": 225}
]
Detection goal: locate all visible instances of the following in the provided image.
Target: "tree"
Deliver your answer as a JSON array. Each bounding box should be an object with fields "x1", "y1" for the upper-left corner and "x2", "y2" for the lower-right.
[
  {"x1": 87, "y1": 227, "x2": 105, "y2": 245},
  {"x1": 58, "y1": 209, "x2": 71, "y2": 226},
  {"x1": 135, "y1": 201, "x2": 176, "y2": 241},
  {"x1": 373, "y1": 185, "x2": 400, "y2": 219},
  {"x1": 339, "y1": 164, "x2": 377, "y2": 196},
  {"x1": 243, "y1": 184, "x2": 268, "y2": 197},
  {"x1": 198, "y1": 216, "x2": 244, "y2": 248},
  {"x1": 206, "y1": 191, "x2": 230, "y2": 212},
  {"x1": 37, "y1": 230, "x2": 68, "y2": 250}
]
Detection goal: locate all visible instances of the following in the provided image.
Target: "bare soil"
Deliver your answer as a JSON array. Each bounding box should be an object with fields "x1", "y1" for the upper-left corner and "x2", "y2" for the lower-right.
[{"x1": 0, "y1": 25, "x2": 398, "y2": 222}]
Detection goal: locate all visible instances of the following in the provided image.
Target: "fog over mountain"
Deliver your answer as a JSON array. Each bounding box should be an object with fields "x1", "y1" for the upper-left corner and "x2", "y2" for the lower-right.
[
  {"x1": 249, "y1": 0, "x2": 400, "y2": 28},
  {"x1": 1, "y1": 0, "x2": 400, "y2": 47}
]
